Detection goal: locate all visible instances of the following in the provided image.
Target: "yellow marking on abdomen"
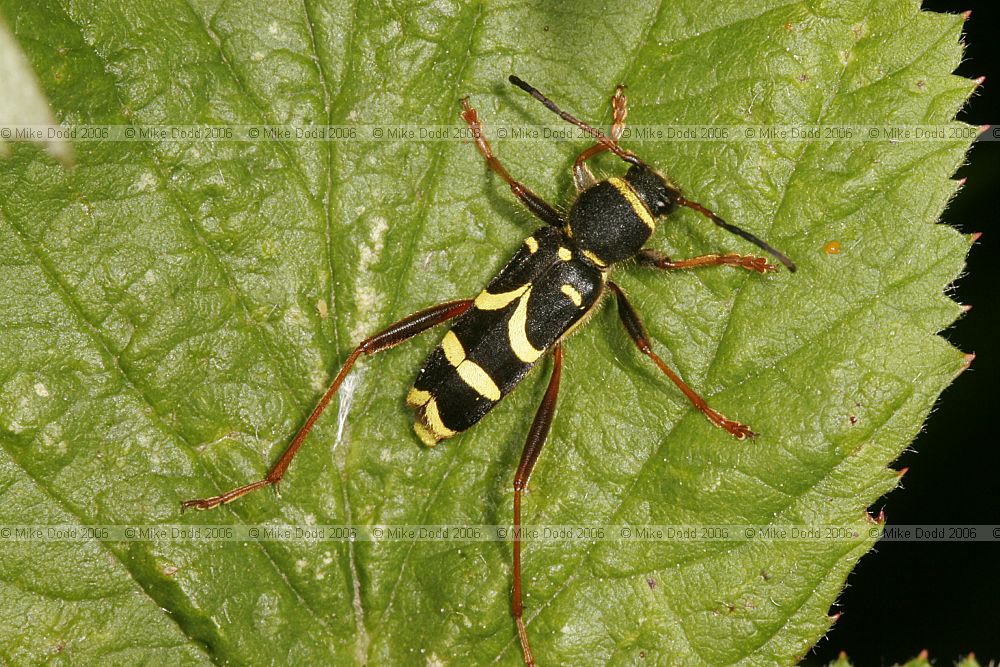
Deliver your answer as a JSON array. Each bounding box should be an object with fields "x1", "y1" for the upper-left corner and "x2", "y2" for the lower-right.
[
  {"x1": 524, "y1": 236, "x2": 539, "y2": 253},
  {"x1": 558, "y1": 246, "x2": 572, "y2": 261},
  {"x1": 441, "y1": 330, "x2": 465, "y2": 368},
  {"x1": 474, "y1": 283, "x2": 529, "y2": 311},
  {"x1": 508, "y1": 287, "x2": 544, "y2": 363},
  {"x1": 413, "y1": 421, "x2": 438, "y2": 446},
  {"x1": 457, "y1": 360, "x2": 501, "y2": 401},
  {"x1": 419, "y1": 397, "x2": 456, "y2": 444},
  {"x1": 442, "y1": 330, "x2": 502, "y2": 401},
  {"x1": 560, "y1": 283, "x2": 583, "y2": 307},
  {"x1": 609, "y1": 177, "x2": 655, "y2": 231},
  {"x1": 406, "y1": 387, "x2": 431, "y2": 408}
]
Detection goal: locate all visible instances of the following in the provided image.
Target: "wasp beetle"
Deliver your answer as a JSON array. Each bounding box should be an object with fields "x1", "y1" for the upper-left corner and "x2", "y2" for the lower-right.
[{"x1": 184, "y1": 75, "x2": 796, "y2": 666}]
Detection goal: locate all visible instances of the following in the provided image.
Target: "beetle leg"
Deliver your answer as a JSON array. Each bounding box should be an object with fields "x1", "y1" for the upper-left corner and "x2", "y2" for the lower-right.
[
  {"x1": 637, "y1": 248, "x2": 776, "y2": 274},
  {"x1": 461, "y1": 98, "x2": 563, "y2": 227},
  {"x1": 511, "y1": 345, "x2": 563, "y2": 666},
  {"x1": 608, "y1": 282, "x2": 754, "y2": 439},
  {"x1": 573, "y1": 84, "x2": 628, "y2": 191},
  {"x1": 182, "y1": 299, "x2": 474, "y2": 511}
]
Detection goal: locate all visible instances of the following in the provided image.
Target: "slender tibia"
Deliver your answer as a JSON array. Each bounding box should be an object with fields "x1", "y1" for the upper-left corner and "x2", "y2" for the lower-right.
[
  {"x1": 460, "y1": 98, "x2": 563, "y2": 227},
  {"x1": 637, "y1": 249, "x2": 776, "y2": 274},
  {"x1": 573, "y1": 84, "x2": 629, "y2": 191},
  {"x1": 608, "y1": 282, "x2": 754, "y2": 439},
  {"x1": 512, "y1": 345, "x2": 563, "y2": 667},
  {"x1": 182, "y1": 299, "x2": 474, "y2": 511}
]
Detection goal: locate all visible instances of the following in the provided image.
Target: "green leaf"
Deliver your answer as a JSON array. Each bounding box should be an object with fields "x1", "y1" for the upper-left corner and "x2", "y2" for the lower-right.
[{"x1": 0, "y1": 0, "x2": 975, "y2": 664}]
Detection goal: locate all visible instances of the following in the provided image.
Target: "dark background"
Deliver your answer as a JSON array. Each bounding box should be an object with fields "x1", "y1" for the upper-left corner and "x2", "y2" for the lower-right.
[{"x1": 808, "y1": 2, "x2": 999, "y2": 665}]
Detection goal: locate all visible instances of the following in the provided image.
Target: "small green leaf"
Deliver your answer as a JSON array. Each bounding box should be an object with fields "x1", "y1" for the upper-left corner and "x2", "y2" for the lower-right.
[{"x1": 0, "y1": 1, "x2": 976, "y2": 664}]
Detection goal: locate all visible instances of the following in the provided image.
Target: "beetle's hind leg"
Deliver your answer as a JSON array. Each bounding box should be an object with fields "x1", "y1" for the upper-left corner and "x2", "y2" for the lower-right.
[
  {"x1": 511, "y1": 345, "x2": 563, "y2": 666},
  {"x1": 573, "y1": 84, "x2": 628, "y2": 191},
  {"x1": 182, "y1": 299, "x2": 473, "y2": 511},
  {"x1": 461, "y1": 98, "x2": 563, "y2": 227}
]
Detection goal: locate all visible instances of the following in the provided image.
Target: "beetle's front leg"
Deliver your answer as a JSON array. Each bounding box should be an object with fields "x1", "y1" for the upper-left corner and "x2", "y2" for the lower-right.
[
  {"x1": 461, "y1": 98, "x2": 563, "y2": 227},
  {"x1": 573, "y1": 84, "x2": 629, "y2": 191}
]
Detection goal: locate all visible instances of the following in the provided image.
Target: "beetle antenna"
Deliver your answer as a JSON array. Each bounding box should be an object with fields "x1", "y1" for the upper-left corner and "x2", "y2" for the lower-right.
[
  {"x1": 509, "y1": 75, "x2": 644, "y2": 167},
  {"x1": 676, "y1": 196, "x2": 797, "y2": 272}
]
